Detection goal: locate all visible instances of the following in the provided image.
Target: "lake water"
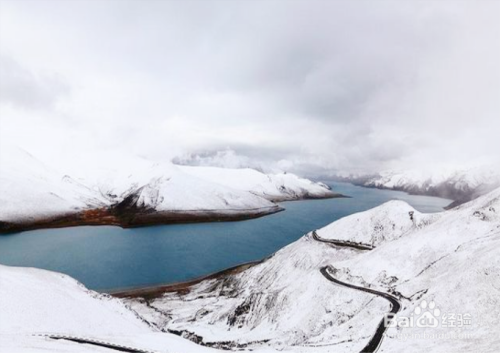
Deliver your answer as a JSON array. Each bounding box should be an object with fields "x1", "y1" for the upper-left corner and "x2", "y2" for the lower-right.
[{"x1": 0, "y1": 182, "x2": 451, "y2": 291}]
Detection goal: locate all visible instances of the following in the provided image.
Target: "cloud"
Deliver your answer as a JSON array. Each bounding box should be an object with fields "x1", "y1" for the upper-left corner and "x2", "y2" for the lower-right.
[
  {"x1": 0, "y1": 55, "x2": 70, "y2": 110},
  {"x1": 174, "y1": 149, "x2": 258, "y2": 170},
  {"x1": 0, "y1": 0, "x2": 498, "y2": 176}
]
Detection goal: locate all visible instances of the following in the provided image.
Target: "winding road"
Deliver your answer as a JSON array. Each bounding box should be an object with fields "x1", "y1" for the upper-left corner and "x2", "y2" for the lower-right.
[
  {"x1": 312, "y1": 230, "x2": 375, "y2": 250},
  {"x1": 33, "y1": 333, "x2": 157, "y2": 353},
  {"x1": 313, "y1": 230, "x2": 401, "y2": 353},
  {"x1": 44, "y1": 230, "x2": 400, "y2": 353}
]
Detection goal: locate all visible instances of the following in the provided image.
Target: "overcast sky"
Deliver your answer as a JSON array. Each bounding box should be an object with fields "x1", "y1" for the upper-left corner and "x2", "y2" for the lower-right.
[{"x1": 0, "y1": 0, "x2": 499, "y2": 176}]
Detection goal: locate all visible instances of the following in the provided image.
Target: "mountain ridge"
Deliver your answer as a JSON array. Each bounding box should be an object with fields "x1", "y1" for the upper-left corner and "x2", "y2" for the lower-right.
[
  {"x1": 0, "y1": 145, "x2": 341, "y2": 233},
  {"x1": 332, "y1": 167, "x2": 500, "y2": 209}
]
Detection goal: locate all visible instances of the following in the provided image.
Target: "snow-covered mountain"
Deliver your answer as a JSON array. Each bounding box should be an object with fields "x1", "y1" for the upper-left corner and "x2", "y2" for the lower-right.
[
  {"x1": 0, "y1": 146, "x2": 109, "y2": 224},
  {"x1": 179, "y1": 165, "x2": 334, "y2": 201},
  {"x1": 122, "y1": 187, "x2": 500, "y2": 352},
  {"x1": 0, "y1": 264, "x2": 217, "y2": 353},
  {"x1": 335, "y1": 166, "x2": 500, "y2": 208},
  {"x1": 2, "y1": 187, "x2": 499, "y2": 352},
  {"x1": 0, "y1": 145, "x2": 339, "y2": 233}
]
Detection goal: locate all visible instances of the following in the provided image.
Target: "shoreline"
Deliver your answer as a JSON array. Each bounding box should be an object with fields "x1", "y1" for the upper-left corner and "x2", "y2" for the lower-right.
[
  {"x1": 0, "y1": 193, "x2": 346, "y2": 235},
  {"x1": 0, "y1": 206, "x2": 283, "y2": 235},
  {"x1": 330, "y1": 179, "x2": 458, "y2": 211},
  {"x1": 355, "y1": 183, "x2": 457, "y2": 208},
  {"x1": 108, "y1": 259, "x2": 266, "y2": 300}
]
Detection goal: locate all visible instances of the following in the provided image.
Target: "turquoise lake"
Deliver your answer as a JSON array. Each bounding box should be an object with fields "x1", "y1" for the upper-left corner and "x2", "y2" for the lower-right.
[{"x1": 0, "y1": 182, "x2": 451, "y2": 291}]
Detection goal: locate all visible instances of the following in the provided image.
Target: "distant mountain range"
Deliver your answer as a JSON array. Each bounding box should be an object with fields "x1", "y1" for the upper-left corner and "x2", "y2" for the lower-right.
[{"x1": 332, "y1": 166, "x2": 500, "y2": 208}]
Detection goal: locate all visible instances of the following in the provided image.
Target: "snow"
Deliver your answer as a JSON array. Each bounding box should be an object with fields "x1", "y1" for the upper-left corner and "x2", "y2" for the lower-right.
[
  {"x1": 0, "y1": 265, "x2": 218, "y2": 353},
  {"x1": 0, "y1": 144, "x2": 333, "y2": 225},
  {"x1": 2, "y1": 189, "x2": 499, "y2": 351},
  {"x1": 107, "y1": 169, "x2": 278, "y2": 212},
  {"x1": 0, "y1": 265, "x2": 152, "y2": 336},
  {"x1": 127, "y1": 187, "x2": 500, "y2": 352},
  {"x1": 365, "y1": 167, "x2": 500, "y2": 191},
  {"x1": 315, "y1": 200, "x2": 427, "y2": 245},
  {"x1": 89, "y1": 162, "x2": 335, "y2": 210},
  {"x1": 179, "y1": 166, "x2": 335, "y2": 201},
  {"x1": 0, "y1": 145, "x2": 108, "y2": 222},
  {"x1": 330, "y1": 188, "x2": 500, "y2": 352},
  {"x1": 132, "y1": 237, "x2": 387, "y2": 351},
  {"x1": 350, "y1": 166, "x2": 500, "y2": 203}
]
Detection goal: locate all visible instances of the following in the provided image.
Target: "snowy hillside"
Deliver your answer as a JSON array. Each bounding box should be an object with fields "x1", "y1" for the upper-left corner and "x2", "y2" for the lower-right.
[
  {"x1": 124, "y1": 187, "x2": 500, "y2": 352},
  {"x1": 2, "y1": 187, "x2": 499, "y2": 352},
  {"x1": 336, "y1": 166, "x2": 500, "y2": 208},
  {"x1": 0, "y1": 265, "x2": 218, "y2": 353},
  {"x1": 0, "y1": 146, "x2": 108, "y2": 223},
  {"x1": 180, "y1": 166, "x2": 334, "y2": 201},
  {"x1": 0, "y1": 145, "x2": 338, "y2": 232}
]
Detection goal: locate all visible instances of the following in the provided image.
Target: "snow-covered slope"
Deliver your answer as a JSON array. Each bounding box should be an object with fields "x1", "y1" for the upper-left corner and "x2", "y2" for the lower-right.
[
  {"x1": 0, "y1": 265, "x2": 218, "y2": 353},
  {"x1": 126, "y1": 187, "x2": 500, "y2": 352},
  {"x1": 315, "y1": 200, "x2": 441, "y2": 246},
  {"x1": 0, "y1": 145, "x2": 108, "y2": 223},
  {"x1": 2, "y1": 187, "x2": 499, "y2": 352},
  {"x1": 90, "y1": 160, "x2": 335, "y2": 212},
  {"x1": 91, "y1": 160, "x2": 280, "y2": 213},
  {"x1": 179, "y1": 166, "x2": 335, "y2": 201},
  {"x1": 0, "y1": 145, "x2": 337, "y2": 232}
]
